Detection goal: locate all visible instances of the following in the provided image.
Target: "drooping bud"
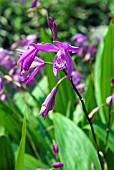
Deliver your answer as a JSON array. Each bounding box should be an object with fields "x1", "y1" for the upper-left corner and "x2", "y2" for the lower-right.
[
  {"x1": 52, "y1": 162, "x2": 64, "y2": 168},
  {"x1": 52, "y1": 141, "x2": 59, "y2": 156}
]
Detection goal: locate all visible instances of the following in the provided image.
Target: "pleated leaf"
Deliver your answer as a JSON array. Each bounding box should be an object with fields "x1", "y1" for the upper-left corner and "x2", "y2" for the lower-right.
[
  {"x1": 53, "y1": 113, "x2": 101, "y2": 170},
  {"x1": 94, "y1": 21, "x2": 114, "y2": 123}
]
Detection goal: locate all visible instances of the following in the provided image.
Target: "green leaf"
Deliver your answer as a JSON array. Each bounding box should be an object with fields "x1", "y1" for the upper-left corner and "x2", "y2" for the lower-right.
[
  {"x1": 0, "y1": 100, "x2": 21, "y2": 142},
  {"x1": 0, "y1": 135, "x2": 15, "y2": 170},
  {"x1": 53, "y1": 113, "x2": 101, "y2": 170},
  {"x1": 84, "y1": 121, "x2": 114, "y2": 153},
  {"x1": 15, "y1": 115, "x2": 26, "y2": 170},
  {"x1": 24, "y1": 154, "x2": 49, "y2": 170},
  {"x1": 94, "y1": 21, "x2": 114, "y2": 123}
]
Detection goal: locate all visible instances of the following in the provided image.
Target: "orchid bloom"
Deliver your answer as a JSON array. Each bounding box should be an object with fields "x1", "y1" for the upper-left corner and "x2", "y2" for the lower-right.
[
  {"x1": 33, "y1": 41, "x2": 79, "y2": 79},
  {"x1": 40, "y1": 86, "x2": 58, "y2": 118}
]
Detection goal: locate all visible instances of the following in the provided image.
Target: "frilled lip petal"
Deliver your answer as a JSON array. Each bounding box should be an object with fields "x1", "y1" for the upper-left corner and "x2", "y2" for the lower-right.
[
  {"x1": 32, "y1": 43, "x2": 59, "y2": 52},
  {"x1": 25, "y1": 63, "x2": 45, "y2": 84},
  {"x1": 66, "y1": 52, "x2": 74, "y2": 78},
  {"x1": 53, "y1": 50, "x2": 66, "y2": 79}
]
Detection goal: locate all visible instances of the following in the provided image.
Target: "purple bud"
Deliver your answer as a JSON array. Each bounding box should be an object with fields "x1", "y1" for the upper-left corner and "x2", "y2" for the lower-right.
[
  {"x1": 31, "y1": 0, "x2": 38, "y2": 8},
  {"x1": 106, "y1": 94, "x2": 114, "y2": 105},
  {"x1": 40, "y1": 86, "x2": 58, "y2": 118},
  {"x1": 52, "y1": 141, "x2": 59, "y2": 156},
  {"x1": 47, "y1": 16, "x2": 57, "y2": 40},
  {"x1": 111, "y1": 78, "x2": 114, "y2": 85},
  {"x1": 52, "y1": 162, "x2": 64, "y2": 168},
  {"x1": 36, "y1": 169, "x2": 44, "y2": 170}
]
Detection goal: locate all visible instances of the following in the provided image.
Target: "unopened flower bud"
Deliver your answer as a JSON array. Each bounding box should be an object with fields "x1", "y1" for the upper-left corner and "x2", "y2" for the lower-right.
[
  {"x1": 52, "y1": 162, "x2": 64, "y2": 168},
  {"x1": 52, "y1": 141, "x2": 59, "y2": 156}
]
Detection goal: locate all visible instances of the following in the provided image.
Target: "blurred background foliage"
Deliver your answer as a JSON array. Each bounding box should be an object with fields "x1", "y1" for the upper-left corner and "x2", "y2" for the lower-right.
[
  {"x1": 0, "y1": 0, "x2": 114, "y2": 48},
  {"x1": 0, "y1": 0, "x2": 114, "y2": 170}
]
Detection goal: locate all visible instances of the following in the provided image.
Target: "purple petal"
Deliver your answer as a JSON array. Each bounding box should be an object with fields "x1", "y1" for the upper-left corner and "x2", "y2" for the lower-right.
[
  {"x1": 54, "y1": 41, "x2": 64, "y2": 49},
  {"x1": 17, "y1": 46, "x2": 37, "y2": 64},
  {"x1": 66, "y1": 44, "x2": 79, "y2": 53},
  {"x1": 65, "y1": 52, "x2": 74, "y2": 78},
  {"x1": 25, "y1": 63, "x2": 45, "y2": 84},
  {"x1": 32, "y1": 43, "x2": 59, "y2": 52},
  {"x1": 30, "y1": 57, "x2": 45, "y2": 68}
]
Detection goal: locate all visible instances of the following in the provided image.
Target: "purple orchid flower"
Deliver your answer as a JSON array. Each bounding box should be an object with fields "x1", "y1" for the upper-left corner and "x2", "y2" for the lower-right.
[
  {"x1": 39, "y1": 86, "x2": 58, "y2": 118},
  {"x1": 52, "y1": 162, "x2": 64, "y2": 168},
  {"x1": 76, "y1": 83, "x2": 85, "y2": 91},
  {"x1": 71, "y1": 33, "x2": 86, "y2": 45},
  {"x1": 47, "y1": 16, "x2": 57, "y2": 40},
  {"x1": 106, "y1": 94, "x2": 114, "y2": 105},
  {"x1": 33, "y1": 41, "x2": 79, "y2": 79},
  {"x1": 82, "y1": 44, "x2": 96, "y2": 62}
]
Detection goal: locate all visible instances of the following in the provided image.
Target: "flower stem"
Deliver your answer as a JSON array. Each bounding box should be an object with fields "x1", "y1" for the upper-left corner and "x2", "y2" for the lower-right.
[{"x1": 63, "y1": 69, "x2": 102, "y2": 167}]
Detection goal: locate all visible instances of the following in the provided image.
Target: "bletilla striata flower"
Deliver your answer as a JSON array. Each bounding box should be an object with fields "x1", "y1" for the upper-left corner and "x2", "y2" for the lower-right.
[
  {"x1": 33, "y1": 41, "x2": 79, "y2": 79},
  {"x1": 40, "y1": 86, "x2": 58, "y2": 118}
]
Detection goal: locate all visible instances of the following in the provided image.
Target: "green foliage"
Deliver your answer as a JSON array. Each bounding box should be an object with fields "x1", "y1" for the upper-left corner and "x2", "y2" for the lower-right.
[
  {"x1": 15, "y1": 115, "x2": 26, "y2": 170},
  {"x1": 53, "y1": 113, "x2": 101, "y2": 170},
  {"x1": 94, "y1": 21, "x2": 114, "y2": 123},
  {"x1": 0, "y1": 134, "x2": 15, "y2": 170}
]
